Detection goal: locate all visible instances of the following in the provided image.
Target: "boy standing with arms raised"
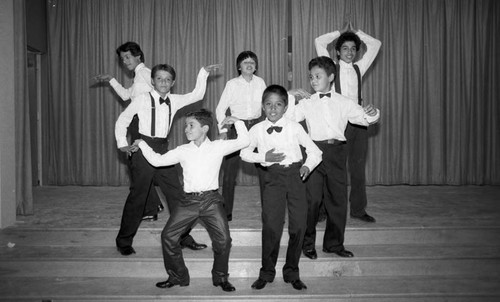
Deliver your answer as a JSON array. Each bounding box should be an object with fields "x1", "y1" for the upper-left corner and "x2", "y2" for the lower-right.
[
  {"x1": 114, "y1": 63, "x2": 219, "y2": 256},
  {"x1": 315, "y1": 22, "x2": 381, "y2": 223},
  {"x1": 241, "y1": 85, "x2": 322, "y2": 291},
  {"x1": 287, "y1": 57, "x2": 380, "y2": 260},
  {"x1": 136, "y1": 110, "x2": 249, "y2": 292}
]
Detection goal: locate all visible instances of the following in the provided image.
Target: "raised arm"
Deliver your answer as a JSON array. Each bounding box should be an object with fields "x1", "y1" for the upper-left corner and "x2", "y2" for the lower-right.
[
  {"x1": 219, "y1": 118, "x2": 250, "y2": 155},
  {"x1": 355, "y1": 30, "x2": 382, "y2": 75},
  {"x1": 137, "y1": 141, "x2": 181, "y2": 167},
  {"x1": 314, "y1": 30, "x2": 340, "y2": 58}
]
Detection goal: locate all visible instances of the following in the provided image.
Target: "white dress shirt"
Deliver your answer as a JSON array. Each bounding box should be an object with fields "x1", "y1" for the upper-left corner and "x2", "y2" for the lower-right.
[
  {"x1": 315, "y1": 30, "x2": 382, "y2": 102},
  {"x1": 240, "y1": 117, "x2": 322, "y2": 172},
  {"x1": 109, "y1": 63, "x2": 153, "y2": 101},
  {"x1": 138, "y1": 121, "x2": 249, "y2": 193},
  {"x1": 115, "y1": 68, "x2": 209, "y2": 148},
  {"x1": 286, "y1": 91, "x2": 380, "y2": 141},
  {"x1": 215, "y1": 75, "x2": 267, "y2": 133}
]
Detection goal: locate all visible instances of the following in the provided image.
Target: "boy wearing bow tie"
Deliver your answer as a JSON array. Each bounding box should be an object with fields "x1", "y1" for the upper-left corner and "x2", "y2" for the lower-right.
[
  {"x1": 286, "y1": 56, "x2": 380, "y2": 260},
  {"x1": 114, "y1": 63, "x2": 220, "y2": 256},
  {"x1": 240, "y1": 85, "x2": 322, "y2": 291}
]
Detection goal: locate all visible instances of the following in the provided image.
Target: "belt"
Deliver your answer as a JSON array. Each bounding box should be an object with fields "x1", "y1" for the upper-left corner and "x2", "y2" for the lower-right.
[
  {"x1": 140, "y1": 134, "x2": 169, "y2": 143},
  {"x1": 314, "y1": 139, "x2": 346, "y2": 146},
  {"x1": 184, "y1": 189, "x2": 218, "y2": 196},
  {"x1": 268, "y1": 162, "x2": 302, "y2": 170}
]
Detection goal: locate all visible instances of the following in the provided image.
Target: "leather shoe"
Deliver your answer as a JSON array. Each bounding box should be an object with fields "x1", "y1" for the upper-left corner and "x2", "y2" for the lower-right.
[
  {"x1": 285, "y1": 279, "x2": 307, "y2": 290},
  {"x1": 156, "y1": 279, "x2": 189, "y2": 288},
  {"x1": 213, "y1": 280, "x2": 236, "y2": 292},
  {"x1": 158, "y1": 204, "x2": 164, "y2": 213},
  {"x1": 323, "y1": 248, "x2": 354, "y2": 258},
  {"x1": 303, "y1": 249, "x2": 318, "y2": 260},
  {"x1": 181, "y1": 240, "x2": 207, "y2": 250},
  {"x1": 142, "y1": 214, "x2": 158, "y2": 222},
  {"x1": 350, "y1": 213, "x2": 376, "y2": 223},
  {"x1": 227, "y1": 214, "x2": 232, "y2": 222},
  {"x1": 251, "y1": 278, "x2": 271, "y2": 290},
  {"x1": 117, "y1": 246, "x2": 136, "y2": 256}
]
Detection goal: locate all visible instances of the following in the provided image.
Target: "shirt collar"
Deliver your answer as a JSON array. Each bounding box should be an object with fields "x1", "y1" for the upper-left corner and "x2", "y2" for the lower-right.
[
  {"x1": 134, "y1": 62, "x2": 146, "y2": 73},
  {"x1": 150, "y1": 89, "x2": 170, "y2": 100},
  {"x1": 339, "y1": 60, "x2": 354, "y2": 69},
  {"x1": 264, "y1": 117, "x2": 286, "y2": 127}
]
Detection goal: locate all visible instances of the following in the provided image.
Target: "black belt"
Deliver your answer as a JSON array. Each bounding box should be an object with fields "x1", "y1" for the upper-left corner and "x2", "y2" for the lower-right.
[
  {"x1": 314, "y1": 139, "x2": 346, "y2": 146},
  {"x1": 140, "y1": 134, "x2": 168, "y2": 143},
  {"x1": 184, "y1": 189, "x2": 218, "y2": 196},
  {"x1": 268, "y1": 162, "x2": 302, "y2": 170}
]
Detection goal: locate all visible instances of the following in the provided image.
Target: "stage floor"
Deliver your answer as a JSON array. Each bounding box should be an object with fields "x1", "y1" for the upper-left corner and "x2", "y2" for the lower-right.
[{"x1": 12, "y1": 185, "x2": 500, "y2": 230}]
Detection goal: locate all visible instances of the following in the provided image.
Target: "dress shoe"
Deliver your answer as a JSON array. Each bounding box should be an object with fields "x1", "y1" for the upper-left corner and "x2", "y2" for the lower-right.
[
  {"x1": 158, "y1": 204, "x2": 165, "y2": 213},
  {"x1": 213, "y1": 280, "x2": 236, "y2": 292},
  {"x1": 350, "y1": 213, "x2": 376, "y2": 223},
  {"x1": 303, "y1": 249, "x2": 318, "y2": 259},
  {"x1": 226, "y1": 214, "x2": 232, "y2": 222},
  {"x1": 285, "y1": 279, "x2": 307, "y2": 290},
  {"x1": 156, "y1": 279, "x2": 189, "y2": 289},
  {"x1": 181, "y1": 240, "x2": 207, "y2": 250},
  {"x1": 117, "y1": 246, "x2": 136, "y2": 256},
  {"x1": 323, "y1": 248, "x2": 354, "y2": 258},
  {"x1": 142, "y1": 214, "x2": 158, "y2": 222},
  {"x1": 251, "y1": 278, "x2": 271, "y2": 290}
]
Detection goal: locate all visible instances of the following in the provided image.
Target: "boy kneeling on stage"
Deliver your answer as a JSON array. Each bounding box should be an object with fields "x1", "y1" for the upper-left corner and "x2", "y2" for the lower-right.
[{"x1": 134, "y1": 109, "x2": 249, "y2": 292}]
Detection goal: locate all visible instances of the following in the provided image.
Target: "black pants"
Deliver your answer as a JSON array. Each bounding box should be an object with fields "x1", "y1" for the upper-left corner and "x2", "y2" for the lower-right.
[
  {"x1": 345, "y1": 123, "x2": 369, "y2": 216},
  {"x1": 259, "y1": 163, "x2": 307, "y2": 282},
  {"x1": 221, "y1": 118, "x2": 263, "y2": 217},
  {"x1": 303, "y1": 142, "x2": 347, "y2": 252},
  {"x1": 116, "y1": 137, "x2": 194, "y2": 249},
  {"x1": 161, "y1": 191, "x2": 231, "y2": 285}
]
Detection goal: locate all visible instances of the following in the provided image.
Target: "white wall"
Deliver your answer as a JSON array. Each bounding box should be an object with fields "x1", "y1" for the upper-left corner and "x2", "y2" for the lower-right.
[{"x1": 0, "y1": 0, "x2": 17, "y2": 228}]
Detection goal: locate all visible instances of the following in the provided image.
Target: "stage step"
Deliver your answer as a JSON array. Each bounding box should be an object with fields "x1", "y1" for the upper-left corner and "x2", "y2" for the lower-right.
[{"x1": 1, "y1": 226, "x2": 499, "y2": 300}]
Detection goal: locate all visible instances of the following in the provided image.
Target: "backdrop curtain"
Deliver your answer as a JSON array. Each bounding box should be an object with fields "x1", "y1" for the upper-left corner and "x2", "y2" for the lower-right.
[
  {"x1": 14, "y1": 0, "x2": 34, "y2": 214},
  {"x1": 45, "y1": 0, "x2": 499, "y2": 186},
  {"x1": 46, "y1": 0, "x2": 288, "y2": 186},
  {"x1": 291, "y1": 0, "x2": 499, "y2": 185}
]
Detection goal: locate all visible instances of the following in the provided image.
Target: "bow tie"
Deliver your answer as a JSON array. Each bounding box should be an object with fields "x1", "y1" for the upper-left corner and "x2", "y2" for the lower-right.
[
  {"x1": 319, "y1": 93, "x2": 331, "y2": 99},
  {"x1": 267, "y1": 126, "x2": 283, "y2": 134},
  {"x1": 160, "y1": 97, "x2": 170, "y2": 105}
]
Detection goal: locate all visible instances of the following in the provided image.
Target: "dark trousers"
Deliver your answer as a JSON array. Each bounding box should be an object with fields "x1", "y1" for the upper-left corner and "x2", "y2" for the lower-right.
[
  {"x1": 128, "y1": 115, "x2": 162, "y2": 217},
  {"x1": 116, "y1": 137, "x2": 194, "y2": 248},
  {"x1": 222, "y1": 118, "x2": 263, "y2": 217},
  {"x1": 161, "y1": 191, "x2": 231, "y2": 284},
  {"x1": 303, "y1": 142, "x2": 347, "y2": 252},
  {"x1": 259, "y1": 163, "x2": 307, "y2": 282},
  {"x1": 345, "y1": 123, "x2": 368, "y2": 216}
]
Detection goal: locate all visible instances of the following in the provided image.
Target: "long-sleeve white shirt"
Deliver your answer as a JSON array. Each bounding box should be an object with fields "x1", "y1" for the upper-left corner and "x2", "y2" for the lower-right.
[
  {"x1": 115, "y1": 68, "x2": 209, "y2": 148},
  {"x1": 315, "y1": 30, "x2": 381, "y2": 101},
  {"x1": 138, "y1": 120, "x2": 249, "y2": 193},
  {"x1": 240, "y1": 117, "x2": 322, "y2": 172},
  {"x1": 286, "y1": 91, "x2": 380, "y2": 141},
  {"x1": 109, "y1": 63, "x2": 153, "y2": 101},
  {"x1": 215, "y1": 75, "x2": 267, "y2": 133}
]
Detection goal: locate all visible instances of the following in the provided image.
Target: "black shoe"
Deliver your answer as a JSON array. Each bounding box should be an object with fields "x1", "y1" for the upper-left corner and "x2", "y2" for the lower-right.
[
  {"x1": 158, "y1": 204, "x2": 165, "y2": 213},
  {"x1": 156, "y1": 279, "x2": 189, "y2": 288},
  {"x1": 227, "y1": 214, "x2": 232, "y2": 222},
  {"x1": 303, "y1": 249, "x2": 318, "y2": 260},
  {"x1": 285, "y1": 279, "x2": 307, "y2": 290},
  {"x1": 323, "y1": 248, "x2": 354, "y2": 258},
  {"x1": 117, "y1": 246, "x2": 136, "y2": 256},
  {"x1": 181, "y1": 240, "x2": 208, "y2": 250},
  {"x1": 213, "y1": 280, "x2": 236, "y2": 292},
  {"x1": 251, "y1": 278, "x2": 271, "y2": 290},
  {"x1": 142, "y1": 214, "x2": 158, "y2": 222},
  {"x1": 350, "y1": 213, "x2": 376, "y2": 223}
]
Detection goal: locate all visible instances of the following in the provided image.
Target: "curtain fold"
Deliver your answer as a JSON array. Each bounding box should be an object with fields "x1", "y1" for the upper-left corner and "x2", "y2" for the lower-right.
[
  {"x1": 14, "y1": 0, "x2": 34, "y2": 214},
  {"x1": 45, "y1": 0, "x2": 499, "y2": 186}
]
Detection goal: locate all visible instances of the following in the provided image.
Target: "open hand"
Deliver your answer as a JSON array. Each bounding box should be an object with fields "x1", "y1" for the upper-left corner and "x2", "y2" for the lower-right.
[
  {"x1": 204, "y1": 64, "x2": 222, "y2": 73},
  {"x1": 363, "y1": 104, "x2": 378, "y2": 116},
  {"x1": 92, "y1": 74, "x2": 112, "y2": 83},
  {"x1": 119, "y1": 145, "x2": 139, "y2": 157},
  {"x1": 265, "y1": 148, "x2": 286, "y2": 163}
]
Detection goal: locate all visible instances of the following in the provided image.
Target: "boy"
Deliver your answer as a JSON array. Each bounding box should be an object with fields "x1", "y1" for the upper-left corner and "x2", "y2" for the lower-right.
[
  {"x1": 135, "y1": 110, "x2": 249, "y2": 292},
  {"x1": 315, "y1": 22, "x2": 382, "y2": 223},
  {"x1": 93, "y1": 42, "x2": 163, "y2": 221},
  {"x1": 286, "y1": 56, "x2": 380, "y2": 260},
  {"x1": 240, "y1": 85, "x2": 322, "y2": 291},
  {"x1": 114, "y1": 63, "x2": 220, "y2": 256}
]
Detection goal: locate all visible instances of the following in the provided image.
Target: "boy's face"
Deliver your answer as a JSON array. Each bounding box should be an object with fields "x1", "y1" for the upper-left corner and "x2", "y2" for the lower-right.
[
  {"x1": 152, "y1": 70, "x2": 175, "y2": 97},
  {"x1": 239, "y1": 57, "x2": 257, "y2": 76},
  {"x1": 309, "y1": 66, "x2": 334, "y2": 93},
  {"x1": 184, "y1": 117, "x2": 208, "y2": 143},
  {"x1": 120, "y1": 51, "x2": 141, "y2": 71},
  {"x1": 337, "y1": 41, "x2": 357, "y2": 64},
  {"x1": 263, "y1": 93, "x2": 287, "y2": 124}
]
